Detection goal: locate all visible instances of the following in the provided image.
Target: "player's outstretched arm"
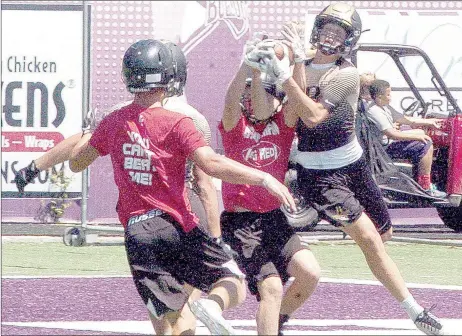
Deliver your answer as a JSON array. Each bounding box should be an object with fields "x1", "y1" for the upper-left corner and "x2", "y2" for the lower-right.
[
  {"x1": 250, "y1": 68, "x2": 275, "y2": 121},
  {"x1": 191, "y1": 146, "x2": 296, "y2": 212},
  {"x1": 222, "y1": 62, "x2": 250, "y2": 131},
  {"x1": 33, "y1": 132, "x2": 84, "y2": 171},
  {"x1": 69, "y1": 133, "x2": 100, "y2": 172},
  {"x1": 283, "y1": 77, "x2": 329, "y2": 127}
]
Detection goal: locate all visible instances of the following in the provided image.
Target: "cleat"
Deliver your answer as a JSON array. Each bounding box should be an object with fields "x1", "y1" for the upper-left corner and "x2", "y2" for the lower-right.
[
  {"x1": 425, "y1": 184, "x2": 447, "y2": 199},
  {"x1": 189, "y1": 298, "x2": 235, "y2": 335},
  {"x1": 414, "y1": 305, "x2": 445, "y2": 335}
]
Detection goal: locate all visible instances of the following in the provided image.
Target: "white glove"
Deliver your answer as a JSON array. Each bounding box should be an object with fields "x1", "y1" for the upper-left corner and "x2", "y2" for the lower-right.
[
  {"x1": 244, "y1": 39, "x2": 276, "y2": 72},
  {"x1": 244, "y1": 49, "x2": 266, "y2": 71},
  {"x1": 242, "y1": 31, "x2": 269, "y2": 63},
  {"x1": 281, "y1": 22, "x2": 306, "y2": 63},
  {"x1": 252, "y1": 47, "x2": 292, "y2": 84}
]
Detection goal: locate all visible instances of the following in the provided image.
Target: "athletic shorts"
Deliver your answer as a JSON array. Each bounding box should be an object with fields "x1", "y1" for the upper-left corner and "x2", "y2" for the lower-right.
[
  {"x1": 125, "y1": 210, "x2": 244, "y2": 319},
  {"x1": 385, "y1": 140, "x2": 431, "y2": 167},
  {"x1": 296, "y1": 156, "x2": 392, "y2": 235},
  {"x1": 220, "y1": 208, "x2": 309, "y2": 300}
]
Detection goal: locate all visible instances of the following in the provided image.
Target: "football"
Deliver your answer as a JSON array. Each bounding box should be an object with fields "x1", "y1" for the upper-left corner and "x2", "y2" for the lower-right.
[{"x1": 273, "y1": 42, "x2": 294, "y2": 64}]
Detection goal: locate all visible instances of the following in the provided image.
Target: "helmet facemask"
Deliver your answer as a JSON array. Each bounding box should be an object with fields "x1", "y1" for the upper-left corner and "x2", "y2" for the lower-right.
[
  {"x1": 317, "y1": 23, "x2": 349, "y2": 56},
  {"x1": 310, "y1": 3, "x2": 362, "y2": 57}
]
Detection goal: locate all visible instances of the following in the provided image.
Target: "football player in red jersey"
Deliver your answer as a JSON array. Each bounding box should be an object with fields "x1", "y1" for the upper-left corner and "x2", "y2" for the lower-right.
[
  {"x1": 218, "y1": 36, "x2": 321, "y2": 335},
  {"x1": 70, "y1": 39, "x2": 296, "y2": 336}
]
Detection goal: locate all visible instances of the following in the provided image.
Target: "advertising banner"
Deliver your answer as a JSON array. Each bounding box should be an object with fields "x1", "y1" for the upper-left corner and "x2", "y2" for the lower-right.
[{"x1": 1, "y1": 4, "x2": 85, "y2": 198}]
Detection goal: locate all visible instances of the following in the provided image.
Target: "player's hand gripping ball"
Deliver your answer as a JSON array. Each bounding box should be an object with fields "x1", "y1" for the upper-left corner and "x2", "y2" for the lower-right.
[{"x1": 273, "y1": 42, "x2": 295, "y2": 65}]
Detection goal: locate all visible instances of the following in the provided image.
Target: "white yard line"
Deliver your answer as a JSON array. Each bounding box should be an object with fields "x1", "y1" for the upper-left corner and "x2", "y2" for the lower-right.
[
  {"x1": 2, "y1": 274, "x2": 461, "y2": 290},
  {"x1": 2, "y1": 319, "x2": 461, "y2": 335},
  {"x1": 318, "y1": 277, "x2": 462, "y2": 291}
]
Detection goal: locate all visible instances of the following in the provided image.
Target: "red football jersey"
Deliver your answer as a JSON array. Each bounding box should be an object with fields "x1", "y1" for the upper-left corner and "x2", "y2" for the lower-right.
[
  {"x1": 219, "y1": 111, "x2": 295, "y2": 213},
  {"x1": 90, "y1": 102, "x2": 207, "y2": 231}
]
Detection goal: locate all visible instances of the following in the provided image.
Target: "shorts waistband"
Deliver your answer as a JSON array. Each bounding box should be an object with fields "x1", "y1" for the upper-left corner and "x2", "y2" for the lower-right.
[
  {"x1": 294, "y1": 137, "x2": 363, "y2": 170},
  {"x1": 127, "y1": 209, "x2": 164, "y2": 226}
]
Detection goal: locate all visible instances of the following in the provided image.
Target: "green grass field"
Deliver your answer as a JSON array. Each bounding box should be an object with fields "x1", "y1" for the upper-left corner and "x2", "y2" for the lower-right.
[{"x1": 2, "y1": 241, "x2": 461, "y2": 286}]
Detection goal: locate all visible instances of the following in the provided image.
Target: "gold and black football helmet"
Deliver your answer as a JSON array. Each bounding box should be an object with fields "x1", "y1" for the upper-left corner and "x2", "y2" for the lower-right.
[{"x1": 310, "y1": 3, "x2": 362, "y2": 56}]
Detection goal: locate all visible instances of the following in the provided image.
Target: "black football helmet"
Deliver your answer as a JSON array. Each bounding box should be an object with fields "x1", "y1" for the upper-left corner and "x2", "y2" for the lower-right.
[
  {"x1": 122, "y1": 39, "x2": 175, "y2": 93},
  {"x1": 310, "y1": 3, "x2": 362, "y2": 56},
  {"x1": 161, "y1": 40, "x2": 188, "y2": 96}
]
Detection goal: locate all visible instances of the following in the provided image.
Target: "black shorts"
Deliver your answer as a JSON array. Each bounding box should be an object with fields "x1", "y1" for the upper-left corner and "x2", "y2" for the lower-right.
[
  {"x1": 296, "y1": 156, "x2": 392, "y2": 235},
  {"x1": 220, "y1": 208, "x2": 308, "y2": 300},
  {"x1": 125, "y1": 210, "x2": 243, "y2": 319}
]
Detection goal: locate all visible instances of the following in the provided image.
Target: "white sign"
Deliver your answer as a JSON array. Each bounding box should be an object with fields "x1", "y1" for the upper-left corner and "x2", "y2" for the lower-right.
[{"x1": 1, "y1": 4, "x2": 85, "y2": 197}]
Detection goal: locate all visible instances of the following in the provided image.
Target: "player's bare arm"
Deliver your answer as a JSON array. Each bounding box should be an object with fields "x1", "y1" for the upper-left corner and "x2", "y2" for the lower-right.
[
  {"x1": 69, "y1": 134, "x2": 100, "y2": 172},
  {"x1": 191, "y1": 146, "x2": 296, "y2": 212},
  {"x1": 283, "y1": 77, "x2": 329, "y2": 127},
  {"x1": 249, "y1": 69, "x2": 275, "y2": 121},
  {"x1": 222, "y1": 62, "x2": 250, "y2": 131}
]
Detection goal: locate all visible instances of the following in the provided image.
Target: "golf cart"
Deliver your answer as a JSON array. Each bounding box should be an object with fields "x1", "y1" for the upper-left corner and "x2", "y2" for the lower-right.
[{"x1": 351, "y1": 43, "x2": 462, "y2": 232}]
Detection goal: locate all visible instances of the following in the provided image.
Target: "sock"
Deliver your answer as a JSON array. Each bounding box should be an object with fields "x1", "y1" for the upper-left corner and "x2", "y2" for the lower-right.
[
  {"x1": 417, "y1": 174, "x2": 431, "y2": 190},
  {"x1": 400, "y1": 295, "x2": 424, "y2": 321}
]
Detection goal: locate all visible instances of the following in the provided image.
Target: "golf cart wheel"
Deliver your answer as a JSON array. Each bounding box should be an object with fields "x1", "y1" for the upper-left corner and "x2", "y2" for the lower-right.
[
  {"x1": 436, "y1": 206, "x2": 462, "y2": 232},
  {"x1": 63, "y1": 227, "x2": 86, "y2": 247}
]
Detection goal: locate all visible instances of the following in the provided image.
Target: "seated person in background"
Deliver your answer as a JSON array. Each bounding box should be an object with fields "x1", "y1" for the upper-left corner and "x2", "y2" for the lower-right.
[
  {"x1": 367, "y1": 79, "x2": 446, "y2": 198},
  {"x1": 359, "y1": 72, "x2": 376, "y2": 111}
]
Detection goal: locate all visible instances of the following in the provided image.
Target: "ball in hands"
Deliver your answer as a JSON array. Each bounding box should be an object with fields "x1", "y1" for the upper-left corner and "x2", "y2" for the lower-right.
[{"x1": 273, "y1": 42, "x2": 295, "y2": 64}]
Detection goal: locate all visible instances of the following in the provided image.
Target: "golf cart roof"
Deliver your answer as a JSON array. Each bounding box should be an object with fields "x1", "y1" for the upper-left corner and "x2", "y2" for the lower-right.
[
  {"x1": 351, "y1": 43, "x2": 461, "y2": 116},
  {"x1": 354, "y1": 43, "x2": 428, "y2": 57}
]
